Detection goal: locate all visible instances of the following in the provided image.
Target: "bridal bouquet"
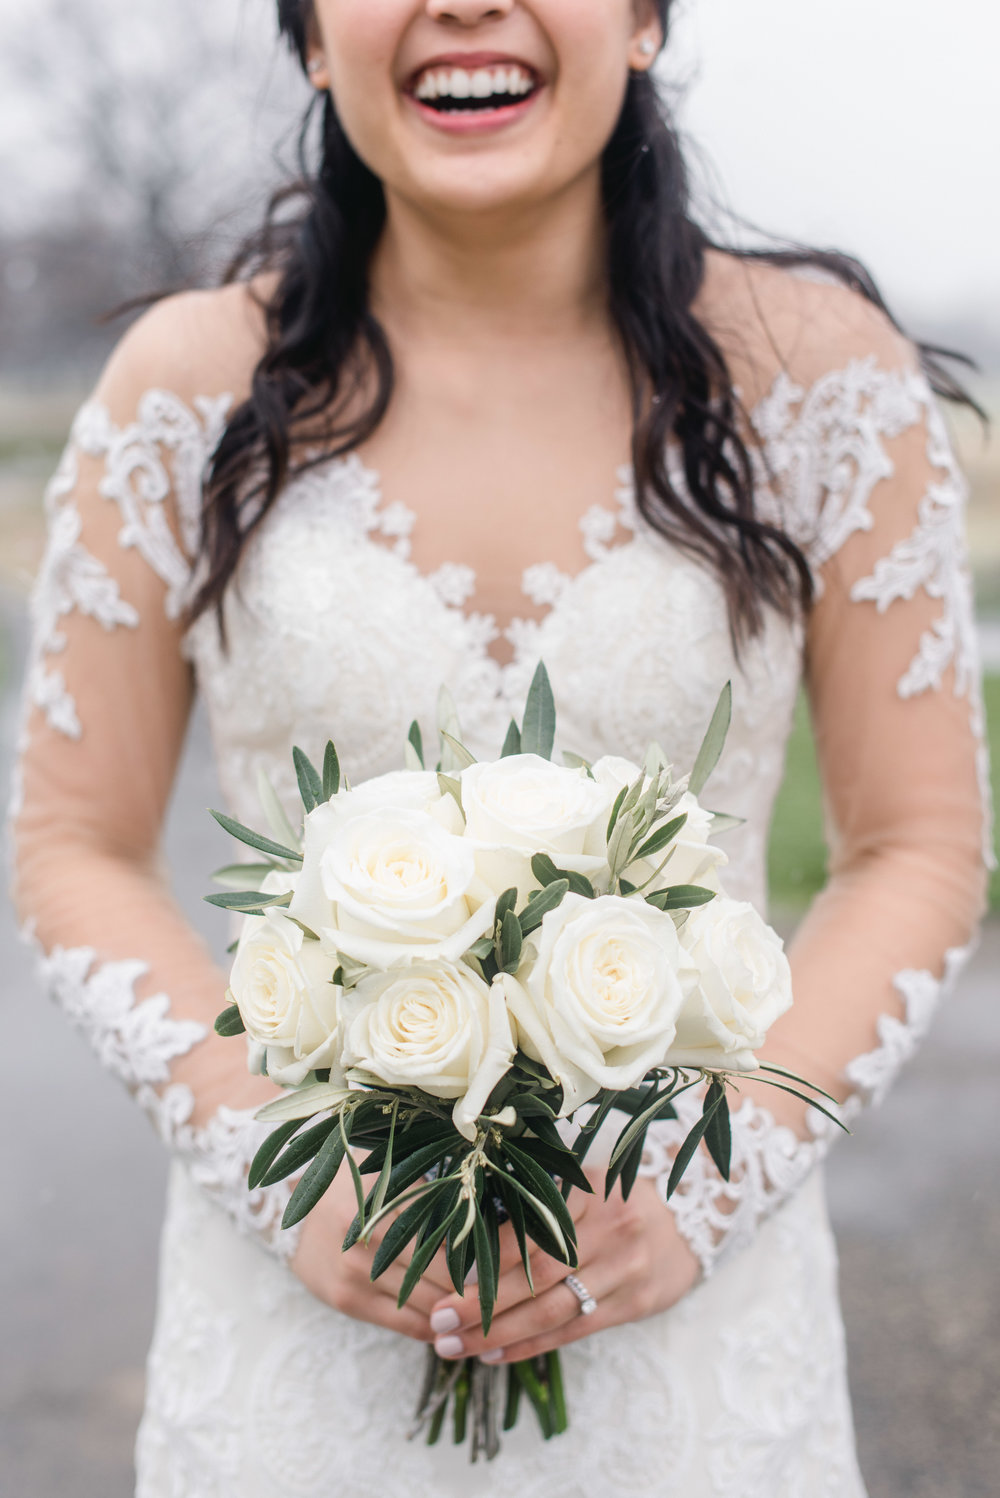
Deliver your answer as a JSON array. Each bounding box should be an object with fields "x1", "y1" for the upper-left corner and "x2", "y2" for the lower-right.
[{"x1": 207, "y1": 666, "x2": 840, "y2": 1460}]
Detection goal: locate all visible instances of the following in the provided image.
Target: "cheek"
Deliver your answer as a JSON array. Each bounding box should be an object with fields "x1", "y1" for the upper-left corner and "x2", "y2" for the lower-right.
[{"x1": 313, "y1": 0, "x2": 411, "y2": 159}]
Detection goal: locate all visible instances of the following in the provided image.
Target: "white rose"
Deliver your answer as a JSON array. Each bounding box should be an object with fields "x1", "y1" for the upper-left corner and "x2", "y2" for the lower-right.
[
  {"x1": 668, "y1": 897, "x2": 793, "y2": 1072},
  {"x1": 289, "y1": 807, "x2": 495, "y2": 970},
  {"x1": 502, "y1": 893, "x2": 696, "y2": 1115},
  {"x1": 461, "y1": 754, "x2": 613, "y2": 900},
  {"x1": 341, "y1": 962, "x2": 516, "y2": 1141},
  {"x1": 230, "y1": 908, "x2": 341, "y2": 1086}
]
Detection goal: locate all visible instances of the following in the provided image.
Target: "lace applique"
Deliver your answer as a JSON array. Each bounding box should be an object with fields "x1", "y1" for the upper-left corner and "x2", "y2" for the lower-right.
[
  {"x1": 37, "y1": 942, "x2": 207, "y2": 1086},
  {"x1": 76, "y1": 390, "x2": 231, "y2": 619},
  {"x1": 641, "y1": 942, "x2": 974, "y2": 1279},
  {"x1": 522, "y1": 561, "x2": 571, "y2": 608},
  {"x1": 35, "y1": 939, "x2": 297, "y2": 1260},
  {"x1": 752, "y1": 356, "x2": 928, "y2": 569},
  {"x1": 427, "y1": 562, "x2": 477, "y2": 608}
]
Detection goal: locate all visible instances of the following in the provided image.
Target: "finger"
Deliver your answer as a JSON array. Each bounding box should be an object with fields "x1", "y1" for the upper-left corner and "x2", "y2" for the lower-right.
[
  {"x1": 434, "y1": 1260, "x2": 616, "y2": 1361},
  {"x1": 485, "y1": 1285, "x2": 632, "y2": 1364}
]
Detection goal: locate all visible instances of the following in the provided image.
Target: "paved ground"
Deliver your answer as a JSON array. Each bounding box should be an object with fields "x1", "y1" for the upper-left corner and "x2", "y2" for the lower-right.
[{"x1": 1, "y1": 594, "x2": 998, "y2": 1498}]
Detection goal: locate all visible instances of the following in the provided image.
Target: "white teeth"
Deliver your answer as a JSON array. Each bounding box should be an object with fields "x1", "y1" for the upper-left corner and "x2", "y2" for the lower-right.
[{"x1": 414, "y1": 63, "x2": 536, "y2": 103}]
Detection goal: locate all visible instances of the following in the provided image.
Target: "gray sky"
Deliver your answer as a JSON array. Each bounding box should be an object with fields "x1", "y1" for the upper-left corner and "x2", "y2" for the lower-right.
[{"x1": 667, "y1": 0, "x2": 1000, "y2": 328}]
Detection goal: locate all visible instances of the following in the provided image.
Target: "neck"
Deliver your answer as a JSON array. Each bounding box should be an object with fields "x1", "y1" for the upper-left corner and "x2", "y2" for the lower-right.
[{"x1": 370, "y1": 172, "x2": 610, "y2": 344}]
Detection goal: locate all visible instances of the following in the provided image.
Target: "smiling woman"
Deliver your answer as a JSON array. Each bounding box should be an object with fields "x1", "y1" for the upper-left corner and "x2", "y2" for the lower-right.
[{"x1": 8, "y1": 0, "x2": 991, "y2": 1495}]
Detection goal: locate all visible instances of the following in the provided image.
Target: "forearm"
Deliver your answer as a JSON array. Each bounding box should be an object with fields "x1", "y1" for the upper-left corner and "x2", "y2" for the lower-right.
[{"x1": 16, "y1": 841, "x2": 298, "y2": 1257}]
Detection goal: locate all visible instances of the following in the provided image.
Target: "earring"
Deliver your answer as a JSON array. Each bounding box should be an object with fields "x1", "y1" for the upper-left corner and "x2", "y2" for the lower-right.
[
  {"x1": 307, "y1": 56, "x2": 325, "y2": 76},
  {"x1": 639, "y1": 39, "x2": 656, "y2": 56}
]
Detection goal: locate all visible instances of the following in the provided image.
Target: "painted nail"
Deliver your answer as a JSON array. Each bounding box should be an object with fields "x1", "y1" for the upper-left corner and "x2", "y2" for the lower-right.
[
  {"x1": 435, "y1": 1334, "x2": 465, "y2": 1359},
  {"x1": 480, "y1": 1348, "x2": 505, "y2": 1364},
  {"x1": 430, "y1": 1307, "x2": 461, "y2": 1335}
]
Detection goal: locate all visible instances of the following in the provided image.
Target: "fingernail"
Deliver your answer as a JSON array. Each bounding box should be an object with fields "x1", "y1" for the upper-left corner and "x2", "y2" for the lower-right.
[
  {"x1": 464, "y1": 1263, "x2": 478, "y2": 1286},
  {"x1": 480, "y1": 1348, "x2": 505, "y2": 1364},
  {"x1": 435, "y1": 1334, "x2": 465, "y2": 1359},
  {"x1": 430, "y1": 1307, "x2": 461, "y2": 1335}
]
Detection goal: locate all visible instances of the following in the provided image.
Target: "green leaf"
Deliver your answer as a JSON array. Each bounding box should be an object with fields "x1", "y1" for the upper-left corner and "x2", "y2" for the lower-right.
[
  {"x1": 292, "y1": 746, "x2": 324, "y2": 813},
  {"x1": 261, "y1": 1114, "x2": 339, "y2": 1187},
  {"x1": 644, "y1": 884, "x2": 717, "y2": 912},
  {"x1": 703, "y1": 1081, "x2": 732, "y2": 1181},
  {"x1": 520, "y1": 661, "x2": 556, "y2": 761},
  {"x1": 494, "y1": 1176, "x2": 533, "y2": 1295},
  {"x1": 473, "y1": 1203, "x2": 498, "y2": 1335},
  {"x1": 616, "y1": 1134, "x2": 647, "y2": 1201},
  {"x1": 634, "y1": 813, "x2": 688, "y2": 863},
  {"x1": 501, "y1": 719, "x2": 522, "y2": 758},
  {"x1": 547, "y1": 1350, "x2": 569, "y2": 1436},
  {"x1": 203, "y1": 890, "x2": 292, "y2": 914},
  {"x1": 607, "y1": 1084, "x2": 683, "y2": 1188},
  {"x1": 513, "y1": 1358, "x2": 554, "y2": 1441},
  {"x1": 342, "y1": 1110, "x2": 367, "y2": 1225},
  {"x1": 492, "y1": 1169, "x2": 574, "y2": 1266},
  {"x1": 688, "y1": 682, "x2": 733, "y2": 798},
  {"x1": 282, "y1": 1123, "x2": 349, "y2": 1228},
  {"x1": 755, "y1": 1061, "x2": 842, "y2": 1106},
  {"x1": 370, "y1": 1103, "x2": 399, "y2": 1219},
  {"x1": 495, "y1": 887, "x2": 519, "y2": 926},
  {"x1": 666, "y1": 1091, "x2": 725, "y2": 1199},
  {"x1": 606, "y1": 785, "x2": 629, "y2": 841},
  {"x1": 408, "y1": 720, "x2": 425, "y2": 769},
  {"x1": 248, "y1": 1119, "x2": 302, "y2": 1191},
  {"x1": 562, "y1": 752, "x2": 594, "y2": 775},
  {"x1": 437, "y1": 774, "x2": 465, "y2": 818},
  {"x1": 513, "y1": 1135, "x2": 594, "y2": 1196},
  {"x1": 214, "y1": 1003, "x2": 246, "y2": 1037},
  {"x1": 498, "y1": 909, "x2": 523, "y2": 973},
  {"x1": 755, "y1": 1078, "x2": 850, "y2": 1133},
  {"x1": 519, "y1": 879, "x2": 570, "y2": 935},
  {"x1": 210, "y1": 809, "x2": 302, "y2": 864},
  {"x1": 447, "y1": 1211, "x2": 477, "y2": 1294},
  {"x1": 500, "y1": 1141, "x2": 579, "y2": 1251},
  {"x1": 530, "y1": 854, "x2": 562, "y2": 887},
  {"x1": 255, "y1": 1080, "x2": 353, "y2": 1123},
  {"x1": 256, "y1": 768, "x2": 302, "y2": 852},
  {"x1": 440, "y1": 731, "x2": 477, "y2": 770},
  {"x1": 503, "y1": 1366, "x2": 523, "y2": 1432},
  {"x1": 371, "y1": 1181, "x2": 453, "y2": 1279},
  {"x1": 323, "y1": 741, "x2": 341, "y2": 800},
  {"x1": 397, "y1": 1190, "x2": 463, "y2": 1306}
]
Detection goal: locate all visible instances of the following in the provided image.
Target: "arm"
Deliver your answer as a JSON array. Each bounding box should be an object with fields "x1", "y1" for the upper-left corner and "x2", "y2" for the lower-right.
[
  {"x1": 640, "y1": 324, "x2": 991, "y2": 1276},
  {"x1": 9, "y1": 303, "x2": 299, "y2": 1258}
]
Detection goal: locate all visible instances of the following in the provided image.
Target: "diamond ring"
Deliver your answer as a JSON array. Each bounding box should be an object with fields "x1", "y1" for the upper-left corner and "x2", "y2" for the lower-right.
[{"x1": 563, "y1": 1273, "x2": 598, "y2": 1316}]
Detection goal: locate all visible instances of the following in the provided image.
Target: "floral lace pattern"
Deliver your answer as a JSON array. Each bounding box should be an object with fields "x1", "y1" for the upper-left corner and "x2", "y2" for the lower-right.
[{"x1": 34, "y1": 939, "x2": 297, "y2": 1260}]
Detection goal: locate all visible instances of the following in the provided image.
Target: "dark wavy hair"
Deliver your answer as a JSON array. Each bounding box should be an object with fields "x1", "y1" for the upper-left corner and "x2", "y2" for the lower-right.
[{"x1": 191, "y1": 0, "x2": 974, "y2": 636}]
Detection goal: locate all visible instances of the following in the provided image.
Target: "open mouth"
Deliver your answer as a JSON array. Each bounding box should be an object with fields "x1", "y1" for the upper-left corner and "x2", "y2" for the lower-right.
[{"x1": 410, "y1": 63, "x2": 541, "y2": 115}]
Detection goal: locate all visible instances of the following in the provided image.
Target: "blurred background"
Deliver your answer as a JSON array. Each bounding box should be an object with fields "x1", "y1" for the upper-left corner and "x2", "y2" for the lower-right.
[{"x1": 0, "y1": 0, "x2": 997, "y2": 1494}]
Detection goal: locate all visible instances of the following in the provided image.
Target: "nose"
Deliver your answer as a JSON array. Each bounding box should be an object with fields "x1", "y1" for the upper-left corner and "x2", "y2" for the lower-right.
[{"x1": 425, "y1": 0, "x2": 514, "y2": 22}]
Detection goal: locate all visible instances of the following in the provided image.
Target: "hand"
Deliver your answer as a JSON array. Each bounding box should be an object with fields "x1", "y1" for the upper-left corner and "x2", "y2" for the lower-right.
[
  {"x1": 291, "y1": 1163, "x2": 452, "y2": 1343},
  {"x1": 427, "y1": 1171, "x2": 700, "y2": 1365}
]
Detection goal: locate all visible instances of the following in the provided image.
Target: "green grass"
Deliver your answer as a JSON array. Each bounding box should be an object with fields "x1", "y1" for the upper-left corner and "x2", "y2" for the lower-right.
[{"x1": 768, "y1": 678, "x2": 1000, "y2": 913}]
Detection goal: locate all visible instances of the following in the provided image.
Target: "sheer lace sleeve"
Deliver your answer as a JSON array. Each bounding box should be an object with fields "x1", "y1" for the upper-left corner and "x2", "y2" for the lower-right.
[
  {"x1": 8, "y1": 304, "x2": 300, "y2": 1260},
  {"x1": 640, "y1": 302, "x2": 992, "y2": 1277}
]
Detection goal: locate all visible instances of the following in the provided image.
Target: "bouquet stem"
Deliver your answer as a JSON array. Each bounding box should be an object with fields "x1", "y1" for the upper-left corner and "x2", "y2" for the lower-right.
[{"x1": 410, "y1": 1347, "x2": 569, "y2": 1460}]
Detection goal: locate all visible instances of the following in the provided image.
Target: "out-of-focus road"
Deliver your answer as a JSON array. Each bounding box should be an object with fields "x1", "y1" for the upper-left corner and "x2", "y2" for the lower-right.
[{"x1": 1, "y1": 593, "x2": 997, "y2": 1498}]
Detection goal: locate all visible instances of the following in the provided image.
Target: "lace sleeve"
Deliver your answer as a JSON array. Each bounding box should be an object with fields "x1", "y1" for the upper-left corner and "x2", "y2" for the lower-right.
[
  {"x1": 640, "y1": 328, "x2": 992, "y2": 1277},
  {"x1": 8, "y1": 313, "x2": 300, "y2": 1261}
]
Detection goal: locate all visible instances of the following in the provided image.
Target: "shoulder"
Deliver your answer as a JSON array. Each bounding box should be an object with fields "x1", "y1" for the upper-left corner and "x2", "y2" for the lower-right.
[
  {"x1": 93, "y1": 280, "x2": 270, "y2": 418},
  {"x1": 697, "y1": 250, "x2": 918, "y2": 408}
]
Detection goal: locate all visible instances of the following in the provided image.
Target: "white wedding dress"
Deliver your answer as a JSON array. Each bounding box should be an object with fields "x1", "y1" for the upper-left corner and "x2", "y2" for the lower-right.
[{"x1": 10, "y1": 274, "x2": 991, "y2": 1497}]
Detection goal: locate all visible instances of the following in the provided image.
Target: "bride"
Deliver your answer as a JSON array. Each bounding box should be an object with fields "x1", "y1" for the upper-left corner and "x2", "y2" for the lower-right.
[{"x1": 11, "y1": 1, "x2": 990, "y2": 1494}]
